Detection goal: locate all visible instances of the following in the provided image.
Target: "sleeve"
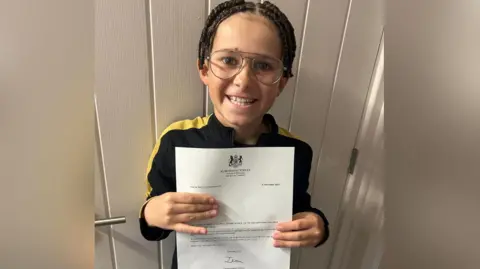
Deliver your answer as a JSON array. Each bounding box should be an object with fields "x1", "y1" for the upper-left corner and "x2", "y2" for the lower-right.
[
  {"x1": 293, "y1": 143, "x2": 330, "y2": 247},
  {"x1": 138, "y1": 131, "x2": 176, "y2": 241}
]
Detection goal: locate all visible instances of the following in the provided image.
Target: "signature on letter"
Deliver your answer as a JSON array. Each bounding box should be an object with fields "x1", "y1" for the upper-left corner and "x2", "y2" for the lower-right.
[{"x1": 225, "y1": 256, "x2": 243, "y2": 263}]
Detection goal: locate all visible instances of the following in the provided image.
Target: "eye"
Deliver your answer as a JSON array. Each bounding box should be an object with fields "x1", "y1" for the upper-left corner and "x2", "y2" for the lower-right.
[
  {"x1": 221, "y1": 57, "x2": 238, "y2": 66},
  {"x1": 253, "y1": 61, "x2": 272, "y2": 71}
]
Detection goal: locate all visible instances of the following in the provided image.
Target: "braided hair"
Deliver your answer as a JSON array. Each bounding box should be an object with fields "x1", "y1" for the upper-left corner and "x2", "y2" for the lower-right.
[{"x1": 198, "y1": 0, "x2": 297, "y2": 78}]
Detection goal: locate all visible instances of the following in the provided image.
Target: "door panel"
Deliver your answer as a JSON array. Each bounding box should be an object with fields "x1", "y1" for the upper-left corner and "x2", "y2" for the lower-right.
[
  {"x1": 329, "y1": 33, "x2": 384, "y2": 269},
  {"x1": 95, "y1": 0, "x2": 158, "y2": 268},
  {"x1": 301, "y1": 0, "x2": 384, "y2": 268},
  {"x1": 288, "y1": 0, "x2": 351, "y2": 195},
  {"x1": 151, "y1": 0, "x2": 207, "y2": 134}
]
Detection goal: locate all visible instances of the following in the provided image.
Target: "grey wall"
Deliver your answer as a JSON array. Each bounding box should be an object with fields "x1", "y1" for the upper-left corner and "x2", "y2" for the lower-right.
[
  {"x1": 385, "y1": 0, "x2": 480, "y2": 268},
  {"x1": 0, "y1": 1, "x2": 94, "y2": 268}
]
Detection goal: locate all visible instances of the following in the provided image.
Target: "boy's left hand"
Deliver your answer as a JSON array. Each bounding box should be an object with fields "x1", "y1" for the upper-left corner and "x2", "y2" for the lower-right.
[{"x1": 273, "y1": 212, "x2": 325, "y2": 248}]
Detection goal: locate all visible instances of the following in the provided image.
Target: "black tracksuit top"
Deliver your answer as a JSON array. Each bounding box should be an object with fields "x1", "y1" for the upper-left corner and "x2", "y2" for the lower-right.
[{"x1": 139, "y1": 113, "x2": 329, "y2": 269}]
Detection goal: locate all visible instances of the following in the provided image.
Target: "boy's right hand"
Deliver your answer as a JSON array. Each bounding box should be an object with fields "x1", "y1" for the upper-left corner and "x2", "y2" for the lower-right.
[{"x1": 144, "y1": 192, "x2": 218, "y2": 235}]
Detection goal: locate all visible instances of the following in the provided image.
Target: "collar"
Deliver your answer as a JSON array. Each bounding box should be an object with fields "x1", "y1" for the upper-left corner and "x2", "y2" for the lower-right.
[{"x1": 206, "y1": 113, "x2": 279, "y2": 146}]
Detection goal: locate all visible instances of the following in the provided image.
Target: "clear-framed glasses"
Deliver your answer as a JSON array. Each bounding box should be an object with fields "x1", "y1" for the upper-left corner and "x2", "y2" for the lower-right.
[{"x1": 206, "y1": 49, "x2": 286, "y2": 85}]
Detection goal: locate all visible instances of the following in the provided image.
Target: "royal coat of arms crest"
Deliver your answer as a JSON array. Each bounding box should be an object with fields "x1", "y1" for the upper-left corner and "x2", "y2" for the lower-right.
[{"x1": 228, "y1": 154, "x2": 243, "y2": 168}]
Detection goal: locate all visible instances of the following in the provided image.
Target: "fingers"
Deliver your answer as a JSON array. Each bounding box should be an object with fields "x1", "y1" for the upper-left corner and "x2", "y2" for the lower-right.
[
  {"x1": 273, "y1": 239, "x2": 313, "y2": 248},
  {"x1": 276, "y1": 219, "x2": 313, "y2": 232},
  {"x1": 273, "y1": 214, "x2": 323, "y2": 248},
  {"x1": 273, "y1": 230, "x2": 310, "y2": 241},
  {"x1": 167, "y1": 192, "x2": 217, "y2": 204},
  {"x1": 272, "y1": 230, "x2": 319, "y2": 248},
  {"x1": 169, "y1": 203, "x2": 218, "y2": 214},
  {"x1": 173, "y1": 210, "x2": 218, "y2": 223},
  {"x1": 173, "y1": 223, "x2": 208, "y2": 235}
]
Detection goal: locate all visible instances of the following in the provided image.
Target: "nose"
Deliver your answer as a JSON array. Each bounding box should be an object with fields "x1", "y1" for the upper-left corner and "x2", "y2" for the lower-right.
[{"x1": 233, "y1": 60, "x2": 254, "y2": 87}]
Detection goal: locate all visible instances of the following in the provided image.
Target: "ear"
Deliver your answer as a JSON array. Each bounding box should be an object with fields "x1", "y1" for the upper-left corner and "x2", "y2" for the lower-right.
[
  {"x1": 197, "y1": 58, "x2": 209, "y2": 86},
  {"x1": 277, "y1": 77, "x2": 289, "y2": 96}
]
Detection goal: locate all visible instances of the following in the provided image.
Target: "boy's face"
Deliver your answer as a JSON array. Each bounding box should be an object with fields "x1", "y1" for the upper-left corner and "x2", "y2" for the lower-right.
[{"x1": 199, "y1": 13, "x2": 287, "y2": 128}]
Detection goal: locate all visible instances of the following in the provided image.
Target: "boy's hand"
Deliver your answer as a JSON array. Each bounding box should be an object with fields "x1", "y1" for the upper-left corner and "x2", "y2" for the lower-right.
[
  {"x1": 144, "y1": 192, "x2": 218, "y2": 235},
  {"x1": 273, "y1": 212, "x2": 325, "y2": 248}
]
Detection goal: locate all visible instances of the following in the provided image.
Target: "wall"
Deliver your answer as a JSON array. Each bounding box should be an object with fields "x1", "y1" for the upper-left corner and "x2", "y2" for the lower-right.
[
  {"x1": 385, "y1": 1, "x2": 480, "y2": 269},
  {"x1": 1, "y1": 1, "x2": 94, "y2": 268}
]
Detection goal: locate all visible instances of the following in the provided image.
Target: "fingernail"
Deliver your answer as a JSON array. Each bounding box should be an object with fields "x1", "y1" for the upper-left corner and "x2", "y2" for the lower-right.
[
  {"x1": 209, "y1": 198, "x2": 216, "y2": 204},
  {"x1": 212, "y1": 204, "x2": 218, "y2": 209},
  {"x1": 210, "y1": 210, "x2": 217, "y2": 216}
]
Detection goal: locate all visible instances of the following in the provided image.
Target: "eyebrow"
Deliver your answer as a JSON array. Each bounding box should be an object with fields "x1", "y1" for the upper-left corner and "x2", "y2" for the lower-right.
[{"x1": 216, "y1": 47, "x2": 280, "y2": 59}]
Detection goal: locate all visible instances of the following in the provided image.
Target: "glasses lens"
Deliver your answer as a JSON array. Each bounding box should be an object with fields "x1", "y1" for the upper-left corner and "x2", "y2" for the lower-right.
[
  {"x1": 252, "y1": 56, "x2": 283, "y2": 84},
  {"x1": 209, "y1": 51, "x2": 243, "y2": 79},
  {"x1": 209, "y1": 50, "x2": 284, "y2": 84}
]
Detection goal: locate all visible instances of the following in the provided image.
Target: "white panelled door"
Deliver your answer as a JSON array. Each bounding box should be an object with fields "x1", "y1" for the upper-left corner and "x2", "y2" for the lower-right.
[
  {"x1": 94, "y1": 0, "x2": 158, "y2": 268},
  {"x1": 94, "y1": 1, "x2": 383, "y2": 269}
]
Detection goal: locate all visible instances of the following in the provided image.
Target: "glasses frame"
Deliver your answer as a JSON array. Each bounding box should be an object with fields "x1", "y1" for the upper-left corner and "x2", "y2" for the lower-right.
[{"x1": 206, "y1": 49, "x2": 287, "y2": 85}]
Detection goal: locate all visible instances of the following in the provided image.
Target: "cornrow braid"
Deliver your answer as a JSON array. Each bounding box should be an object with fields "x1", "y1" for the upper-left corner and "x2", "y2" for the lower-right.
[{"x1": 197, "y1": 0, "x2": 297, "y2": 78}]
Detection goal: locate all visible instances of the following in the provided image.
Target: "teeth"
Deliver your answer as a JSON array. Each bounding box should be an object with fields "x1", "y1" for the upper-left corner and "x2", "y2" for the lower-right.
[{"x1": 229, "y1": 96, "x2": 254, "y2": 105}]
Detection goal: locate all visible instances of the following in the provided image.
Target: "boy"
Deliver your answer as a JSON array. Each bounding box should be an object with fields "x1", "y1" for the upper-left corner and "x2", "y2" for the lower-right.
[{"x1": 139, "y1": 1, "x2": 329, "y2": 268}]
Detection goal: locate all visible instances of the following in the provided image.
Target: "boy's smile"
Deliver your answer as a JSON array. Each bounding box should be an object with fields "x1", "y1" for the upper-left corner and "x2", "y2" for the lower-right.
[{"x1": 226, "y1": 95, "x2": 257, "y2": 108}]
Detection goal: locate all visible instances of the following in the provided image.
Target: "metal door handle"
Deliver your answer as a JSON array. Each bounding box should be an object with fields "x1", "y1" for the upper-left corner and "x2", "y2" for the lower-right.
[{"x1": 95, "y1": 216, "x2": 126, "y2": 227}]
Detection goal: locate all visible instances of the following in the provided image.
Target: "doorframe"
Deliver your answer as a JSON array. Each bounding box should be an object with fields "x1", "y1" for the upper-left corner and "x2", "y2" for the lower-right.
[{"x1": 326, "y1": 31, "x2": 384, "y2": 269}]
